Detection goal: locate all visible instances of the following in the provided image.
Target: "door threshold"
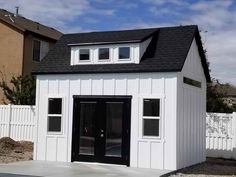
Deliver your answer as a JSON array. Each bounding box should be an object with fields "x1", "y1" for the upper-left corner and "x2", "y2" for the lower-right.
[{"x1": 73, "y1": 161, "x2": 126, "y2": 167}]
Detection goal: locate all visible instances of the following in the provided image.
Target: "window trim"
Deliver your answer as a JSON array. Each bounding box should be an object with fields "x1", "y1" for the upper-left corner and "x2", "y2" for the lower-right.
[
  {"x1": 79, "y1": 48, "x2": 91, "y2": 62},
  {"x1": 118, "y1": 46, "x2": 131, "y2": 60},
  {"x1": 98, "y1": 47, "x2": 110, "y2": 61},
  {"x1": 47, "y1": 97, "x2": 64, "y2": 135},
  {"x1": 140, "y1": 96, "x2": 162, "y2": 139}
]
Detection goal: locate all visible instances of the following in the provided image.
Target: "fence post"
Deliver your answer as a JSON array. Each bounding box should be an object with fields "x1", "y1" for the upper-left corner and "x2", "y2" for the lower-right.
[
  {"x1": 232, "y1": 112, "x2": 236, "y2": 159},
  {"x1": 7, "y1": 104, "x2": 12, "y2": 137}
]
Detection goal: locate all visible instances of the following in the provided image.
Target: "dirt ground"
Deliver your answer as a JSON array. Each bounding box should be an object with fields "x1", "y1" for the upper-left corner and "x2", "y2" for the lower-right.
[
  {"x1": 170, "y1": 158, "x2": 236, "y2": 177},
  {"x1": 0, "y1": 137, "x2": 33, "y2": 164}
]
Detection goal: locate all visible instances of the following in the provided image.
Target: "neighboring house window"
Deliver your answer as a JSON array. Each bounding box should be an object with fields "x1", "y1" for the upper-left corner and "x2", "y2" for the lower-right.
[
  {"x1": 142, "y1": 99, "x2": 160, "y2": 137},
  {"x1": 99, "y1": 48, "x2": 110, "y2": 60},
  {"x1": 33, "y1": 40, "x2": 40, "y2": 61},
  {"x1": 119, "y1": 47, "x2": 130, "y2": 60},
  {"x1": 183, "y1": 77, "x2": 201, "y2": 88},
  {"x1": 33, "y1": 39, "x2": 49, "y2": 62},
  {"x1": 79, "y1": 49, "x2": 90, "y2": 61},
  {"x1": 47, "y1": 98, "x2": 62, "y2": 133}
]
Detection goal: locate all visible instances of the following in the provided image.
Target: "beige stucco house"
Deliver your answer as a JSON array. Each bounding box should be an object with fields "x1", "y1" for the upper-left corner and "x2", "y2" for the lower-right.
[{"x1": 0, "y1": 9, "x2": 62, "y2": 103}]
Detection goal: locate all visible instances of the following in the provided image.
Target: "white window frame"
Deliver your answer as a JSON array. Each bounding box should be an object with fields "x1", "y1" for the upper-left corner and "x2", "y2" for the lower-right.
[
  {"x1": 47, "y1": 96, "x2": 64, "y2": 135},
  {"x1": 98, "y1": 47, "x2": 111, "y2": 62},
  {"x1": 140, "y1": 96, "x2": 162, "y2": 139},
  {"x1": 118, "y1": 46, "x2": 131, "y2": 61},
  {"x1": 79, "y1": 48, "x2": 91, "y2": 62}
]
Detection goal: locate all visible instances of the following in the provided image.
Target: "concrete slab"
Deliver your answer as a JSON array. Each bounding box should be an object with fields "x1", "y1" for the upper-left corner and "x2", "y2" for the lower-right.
[{"x1": 0, "y1": 161, "x2": 172, "y2": 177}]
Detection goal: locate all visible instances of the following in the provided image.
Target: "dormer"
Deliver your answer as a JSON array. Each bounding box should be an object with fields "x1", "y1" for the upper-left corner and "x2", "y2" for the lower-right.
[{"x1": 69, "y1": 31, "x2": 154, "y2": 65}]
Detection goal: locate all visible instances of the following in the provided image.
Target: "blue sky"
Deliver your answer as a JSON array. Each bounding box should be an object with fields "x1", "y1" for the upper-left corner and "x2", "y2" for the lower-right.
[{"x1": 1, "y1": 0, "x2": 236, "y2": 85}]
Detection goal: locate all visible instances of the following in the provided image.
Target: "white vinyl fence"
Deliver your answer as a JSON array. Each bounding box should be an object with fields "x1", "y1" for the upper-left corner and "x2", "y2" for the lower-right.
[
  {"x1": 206, "y1": 112, "x2": 236, "y2": 159},
  {"x1": 1, "y1": 104, "x2": 236, "y2": 159},
  {"x1": 0, "y1": 105, "x2": 36, "y2": 141}
]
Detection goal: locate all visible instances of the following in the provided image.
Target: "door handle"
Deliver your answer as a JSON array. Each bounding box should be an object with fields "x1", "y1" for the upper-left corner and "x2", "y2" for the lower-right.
[{"x1": 100, "y1": 129, "x2": 104, "y2": 137}]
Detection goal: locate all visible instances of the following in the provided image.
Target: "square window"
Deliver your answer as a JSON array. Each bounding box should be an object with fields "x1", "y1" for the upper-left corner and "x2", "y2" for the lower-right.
[
  {"x1": 119, "y1": 47, "x2": 130, "y2": 59},
  {"x1": 143, "y1": 99, "x2": 160, "y2": 117},
  {"x1": 143, "y1": 119, "x2": 159, "y2": 136},
  {"x1": 48, "y1": 98, "x2": 62, "y2": 114},
  {"x1": 33, "y1": 40, "x2": 41, "y2": 62},
  {"x1": 80, "y1": 49, "x2": 90, "y2": 61},
  {"x1": 48, "y1": 116, "x2": 61, "y2": 132},
  {"x1": 99, "y1": 48, "x2": 109, "y2": 60}
]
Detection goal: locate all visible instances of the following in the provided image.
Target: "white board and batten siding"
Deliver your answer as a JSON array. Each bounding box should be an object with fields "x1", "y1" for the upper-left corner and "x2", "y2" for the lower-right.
[
  {"x1": 35, "y1": 72, "x2": 178, "y2": 170},
  {"x1": 0, "y1": 105, "x2": 36, "y2": 141},
  {"x1": 176, "y1": 38, "x2": 207, "y2": 169}
]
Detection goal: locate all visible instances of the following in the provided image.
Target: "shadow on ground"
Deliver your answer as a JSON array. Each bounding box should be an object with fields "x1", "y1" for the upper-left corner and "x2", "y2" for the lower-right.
[{"x1": 0, "y1": 174, "x2": 41, "y2": 177}]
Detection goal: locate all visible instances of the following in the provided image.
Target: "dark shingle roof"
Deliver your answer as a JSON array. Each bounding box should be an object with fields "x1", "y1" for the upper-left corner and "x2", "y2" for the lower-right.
[
  {"x1": 67, "y1": 28, "x2": 157, "y2": 46},
  {"x1": 0, "y1": 9, "x2": 62, "y2": 40},
  {"x1": 33, "y1": 25, "x2": 210, "y2": 82}
]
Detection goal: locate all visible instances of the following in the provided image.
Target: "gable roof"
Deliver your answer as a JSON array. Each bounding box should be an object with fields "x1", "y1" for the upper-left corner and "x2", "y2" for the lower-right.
[
  {"x1": 0, "y1": 9, "x2": 62, "y2": 40},
  {"x1": 33, "y1": 25, "x2": 211, "y2": 82}
]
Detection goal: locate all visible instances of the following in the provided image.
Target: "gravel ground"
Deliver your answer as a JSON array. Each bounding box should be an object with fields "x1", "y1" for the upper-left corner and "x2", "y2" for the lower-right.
[
  {"x1": 170, "y1": 158, "x2": 236, "y2": 177},
  {"x1": 0, "y1": 137, "x2": 33, "y2": 163}
]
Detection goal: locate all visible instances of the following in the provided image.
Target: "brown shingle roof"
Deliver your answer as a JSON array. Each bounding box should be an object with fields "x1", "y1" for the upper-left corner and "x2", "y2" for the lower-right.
[{"x1": 0, "y1": 9, "x2": 62, "y2": 40}]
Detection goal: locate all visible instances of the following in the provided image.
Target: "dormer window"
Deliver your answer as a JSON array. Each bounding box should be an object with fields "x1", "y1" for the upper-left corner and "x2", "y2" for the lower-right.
[
  {"x1": 99, "y1": 48, "x2": 110, "y2": 60},
  {"x1": 79, "y1": 49, "x2": 90, "y2": 61},
  {"x1": 119, "y1": 47, "x2": 130, "y2": 60}
]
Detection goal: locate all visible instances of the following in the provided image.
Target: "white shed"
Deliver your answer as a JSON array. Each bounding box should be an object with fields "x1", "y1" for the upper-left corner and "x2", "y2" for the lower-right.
[{"x1": 33, "y1": 25, "x2": 210, "y2": 170}]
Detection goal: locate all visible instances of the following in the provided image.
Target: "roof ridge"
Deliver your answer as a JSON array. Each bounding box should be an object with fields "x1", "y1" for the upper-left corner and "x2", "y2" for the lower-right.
[{"x1": 64, "y1": 25, "x2": 197, "y2": 36}]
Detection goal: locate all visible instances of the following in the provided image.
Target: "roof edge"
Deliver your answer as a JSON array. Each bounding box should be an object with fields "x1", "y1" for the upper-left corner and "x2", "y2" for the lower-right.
[
  {"x1": 32, "y1": 69, "x2": 181, "y2": 75},
  {"x1": 194, "y1": 27, "x2": 211, "y2": 82},
  {"x1": 67, "y1": 40, "x2": 141, "y2": 47},
  {"x1": 180, "y1": 26, "x2": 211, "y2": 83},
  {"x1": 0, "y1": 17, "x2": 25, "y2": 32}
]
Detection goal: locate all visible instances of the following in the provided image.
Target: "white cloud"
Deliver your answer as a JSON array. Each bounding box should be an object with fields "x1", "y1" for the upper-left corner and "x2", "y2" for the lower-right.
[
  {"x1": 119, "y1": 21, "x2": 173, "y2": 30},
  {"x1": 181, "y1": 0, "x2": 236, "y2": 85},
  {"x1": 0, "y1": 0, "x2": 115, "y2": 32},
  {"x1": 189, "y1": 0, "x2": 235, "y2": 29},
  {"x1": 142, "y1": 0, "x2": 187, "y2": 6},
  {"x1": 143, "y1": 0, "x2": 236, "y2": 85},
  {"x1": 149, "y1": 6, "x2": 181, "y2": 16}
]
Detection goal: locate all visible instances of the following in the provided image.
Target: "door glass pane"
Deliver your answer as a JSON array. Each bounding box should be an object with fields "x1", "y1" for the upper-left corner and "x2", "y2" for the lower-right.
[
  {"x1": 105, "y1": 102, "x2": 123, "y2": 157},
  {"x1": 79, "y1": 102, "x2": 96, "y2": 155}
]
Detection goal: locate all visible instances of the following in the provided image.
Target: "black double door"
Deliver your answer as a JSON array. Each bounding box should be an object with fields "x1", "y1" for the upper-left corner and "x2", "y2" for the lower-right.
[{"x1": 72, "y1": 96, "x2": 131, "y2": 165}]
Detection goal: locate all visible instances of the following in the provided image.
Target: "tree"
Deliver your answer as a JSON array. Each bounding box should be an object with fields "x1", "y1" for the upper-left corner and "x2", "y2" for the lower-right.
[
  {"x1": 0, "y1": 74, "x2": 36, "y2": 105},
  {"x1": 207, "y1": 79, "x2": 233, "y2": 113},
  {"x1": 199, "y1": 31, "x2": 233, "y2": 113}
]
